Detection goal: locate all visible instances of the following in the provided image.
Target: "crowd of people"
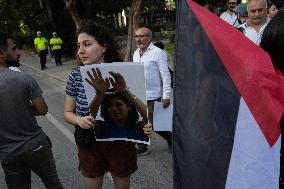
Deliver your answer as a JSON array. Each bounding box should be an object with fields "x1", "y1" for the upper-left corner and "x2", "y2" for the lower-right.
[
  {"x1": 0, "y1": 0, "x2": 284, "y2": 188},
  {"x1": 1, "y1": 17, "x2": 173, "y2": 187}
]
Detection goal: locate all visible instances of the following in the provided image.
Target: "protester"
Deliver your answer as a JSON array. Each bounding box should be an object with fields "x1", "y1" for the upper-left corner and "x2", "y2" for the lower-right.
[
  {"x1": 84, "y1": 67, "x2": 152, "y2": 189},
  {"x1": 260, "y1": 8, "x2": 284, "y2": 74},
  {"x1": 267, "y1": 0, "x2": 279, "y2": 19},
  {"x1": 220, "y1": 0, "x2": 240, "y2": 27},
  {"x1": 133, "y1": 26, "x2": 172, "y2": 155},
  {"x1": 234, "y1": 3, "x2": 248, "y2": 25},
  {"x1": 0, "y1": 32, "x2": 63, "y2": 189},
  {"x1": 260, "y1": 7, "x2": 284, "y2": 188},
  {"x1": 63, "y1": 20, "x2": 130, "y2": 189},
  {"x1": 50, "y1": 32, "x2": 63, "y2": 66},
  {"x1": 238, "y1": 0, "x2": 269, "y2": 45}
]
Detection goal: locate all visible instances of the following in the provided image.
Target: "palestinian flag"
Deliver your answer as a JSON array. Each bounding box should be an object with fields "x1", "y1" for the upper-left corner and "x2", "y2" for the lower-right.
[{"x1": 173, "y1": 0, "x2": 284, "y2": 188}]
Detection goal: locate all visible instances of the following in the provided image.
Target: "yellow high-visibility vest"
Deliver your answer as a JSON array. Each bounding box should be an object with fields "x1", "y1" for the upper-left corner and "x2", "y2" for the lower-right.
[
  {"x1": 34, "y1": 37, "x2": 47, "y2": 51},
  {"x1": 50, "y1": 37, "x2": 62, "y2": 50}
]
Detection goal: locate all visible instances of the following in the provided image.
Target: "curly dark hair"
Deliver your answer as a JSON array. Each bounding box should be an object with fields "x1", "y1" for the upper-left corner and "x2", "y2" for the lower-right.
[
  {"x1": 267, "y1": 0, "x2": 274, "y2": 9},
  {"x1": 270, "y1": 0, "x2": 284, "y2": 9},
  {"x1": 100, "y1": 89, "x2": 139, "y2": 130},
  {"x1": 76, "y1": 20, "x2": 122, "y2": 65}
]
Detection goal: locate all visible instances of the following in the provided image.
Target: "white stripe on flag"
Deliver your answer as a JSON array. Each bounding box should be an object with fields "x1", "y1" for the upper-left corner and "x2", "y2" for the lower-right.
[{"x1": 226, "y1": 98, "x2": 280, "y2": 189}]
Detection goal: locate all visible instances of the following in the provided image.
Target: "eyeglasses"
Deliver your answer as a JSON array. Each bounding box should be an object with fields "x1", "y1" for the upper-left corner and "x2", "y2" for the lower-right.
[{"x1": 135, "y1": 35, "x2": 149, "y2": 38}]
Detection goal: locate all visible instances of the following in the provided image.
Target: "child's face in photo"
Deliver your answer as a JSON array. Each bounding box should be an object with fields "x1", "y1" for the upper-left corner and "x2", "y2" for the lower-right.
[{"x1": 107, "y1": 97, "x2": 130, "y2": 122}]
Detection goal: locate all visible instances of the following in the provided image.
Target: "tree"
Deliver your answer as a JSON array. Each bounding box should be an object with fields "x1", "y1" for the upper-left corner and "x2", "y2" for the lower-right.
[
  {"x1": 63, "y1": 0, "x2": 81, "y2": 31},
  {"x1": 124, "y1": 0, "x2": 142, "y2": 61},
  {"x1": 44, "y1": 0, "x2": 56, "y2": 28}
]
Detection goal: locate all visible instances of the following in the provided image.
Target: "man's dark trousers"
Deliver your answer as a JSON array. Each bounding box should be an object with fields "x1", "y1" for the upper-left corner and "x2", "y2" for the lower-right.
[
  {"x1": 1, "y1": 136, "x2": 63, "y2": 189},
  {"x1": 39, "y1": 50, "x2": 48, "y2": 70},
  {"x1": 53, "y1": 49, "x2": 62, "y2": 66}
]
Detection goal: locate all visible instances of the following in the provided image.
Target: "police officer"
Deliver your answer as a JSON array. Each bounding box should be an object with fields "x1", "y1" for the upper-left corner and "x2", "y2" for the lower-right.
[
  {"x1": 34, "y1": 31, "x2": 48, "y2": 70},
  {"x1": 50, "y1": 32, "x2": 63, "y2": 66}
]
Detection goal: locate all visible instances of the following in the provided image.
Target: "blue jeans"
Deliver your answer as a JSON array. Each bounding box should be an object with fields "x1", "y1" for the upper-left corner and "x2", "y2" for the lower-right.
[{"x1": 1, "y1": 135, "x2": 63, "y2": 189}]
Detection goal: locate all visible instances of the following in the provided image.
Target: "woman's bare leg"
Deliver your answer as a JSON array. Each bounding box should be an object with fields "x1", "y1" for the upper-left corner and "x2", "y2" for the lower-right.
[
  {"x1": 84, "y1": 176, "x2": 103, "y2": 189},
  {"x1": 112, "y1": 175, "x2": 131, "y2": 189}
]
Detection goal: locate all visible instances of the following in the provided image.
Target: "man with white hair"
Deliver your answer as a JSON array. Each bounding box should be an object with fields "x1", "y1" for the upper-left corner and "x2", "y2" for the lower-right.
[
  {"x1": 133, "y1": 26, "x2": 172, "y2": 155},
  {"x1": 238, "y1": 0, "x2": 269, "y2": 45}
]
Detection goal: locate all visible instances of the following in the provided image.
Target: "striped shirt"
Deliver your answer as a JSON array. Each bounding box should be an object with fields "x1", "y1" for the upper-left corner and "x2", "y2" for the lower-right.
[{"x1": 66, "y1": 68, "x2": 90, "y2": 117}]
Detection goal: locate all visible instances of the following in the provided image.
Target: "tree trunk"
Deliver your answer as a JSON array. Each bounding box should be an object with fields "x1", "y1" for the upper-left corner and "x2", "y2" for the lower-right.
[
  {"x1": 124, "y1": 0, "x2": 142, "y2": 62},
  {"x1": 63, "y1": 0, "x2": 81, "y2": 31},
  {"x1": 38, "y1": 0, "x2": 43, "y2": 9},
  {"x1": 132, "y1": 0, "x2": 142, "y2": 31},
  {"x1": 44, "y1": 0, "x2": 56, "y2": 29}
]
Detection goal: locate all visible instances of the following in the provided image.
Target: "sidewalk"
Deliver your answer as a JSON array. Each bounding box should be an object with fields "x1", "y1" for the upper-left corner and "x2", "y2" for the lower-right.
[{"x1": 20, "y1": 51, "x2": 77, "y2": 82}]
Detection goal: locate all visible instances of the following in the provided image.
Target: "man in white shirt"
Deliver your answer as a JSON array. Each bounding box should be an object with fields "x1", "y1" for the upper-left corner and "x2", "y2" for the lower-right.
[
  {"x1": 133, "y1": 26, "x2": 172, "y2": 155},
  {"x1": 220, "y1": 0, "x2": 240, "y2": 27},
  {"x1": 238, "y1": 0, "x2": 269, "y2": 45}
]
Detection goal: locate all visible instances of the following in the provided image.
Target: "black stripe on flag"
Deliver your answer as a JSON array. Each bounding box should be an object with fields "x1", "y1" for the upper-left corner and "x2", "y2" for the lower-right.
[
  {"x1": 173, "y1": 0, "x2": 240, "y2": 188},
  {"x1": 174, "y1": 0, "x2": 284, "y2": 189}
]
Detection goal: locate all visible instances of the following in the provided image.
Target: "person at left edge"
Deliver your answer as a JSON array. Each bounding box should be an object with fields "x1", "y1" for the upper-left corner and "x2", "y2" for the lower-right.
[
  {"x1": 0, "y1": 32, "x2": 63, "y2": 189},
  {"x1": 34, "y1": 31, "x2": 48, "y2": 70},
  {"x1": 50, "y1": 32, "x2": 63, "y2": 66}
]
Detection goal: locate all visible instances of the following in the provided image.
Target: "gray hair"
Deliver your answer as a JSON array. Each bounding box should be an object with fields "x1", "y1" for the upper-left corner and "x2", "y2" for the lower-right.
[
  {"x1": 137, "y1": 27, "x2": 153, "y2": 38},
  {"x1": 247, "y1": 0, "x2": 268, "y2": 10}
]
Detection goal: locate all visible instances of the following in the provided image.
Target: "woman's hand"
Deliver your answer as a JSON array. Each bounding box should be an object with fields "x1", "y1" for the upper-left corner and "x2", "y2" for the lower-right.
[
  {"x1": 76, "y1": 115, "x2": 96, "y2": 129},
  {"x1": 143, "y1": 123, "x2": 153, "y2": 136},
  {"x1": 85, "y1": 68, "x2": 110, "y2": 94},
  {"x1": 109, "y1": 72, "x2": 127, "y2": 91}
]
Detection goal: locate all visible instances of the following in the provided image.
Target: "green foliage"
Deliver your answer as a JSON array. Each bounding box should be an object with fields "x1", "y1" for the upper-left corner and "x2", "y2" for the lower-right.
[
  {"x1": 193, "y1": 0, "x2": 227, "y2": 12},
  {"x1": 0, "y1": 0, "x2": 51, "y2": 49},
  {"x1": 0, "y1": 0, "x2": 178, "y2": 55},
  {"x1": 142, "y1": 0, "x2": 166, "y2": 12},
  {"x1": 165, "y1": 42, "x2": 175, "y2": 61},
  {"x1": 169, "y1": 34, "x2": 175, "y2": 43}
]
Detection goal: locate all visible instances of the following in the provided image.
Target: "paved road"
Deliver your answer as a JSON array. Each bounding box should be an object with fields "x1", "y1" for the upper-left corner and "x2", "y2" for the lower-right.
[{"x1": 0, "y1": 54, "x2": 173, "y2": 189}]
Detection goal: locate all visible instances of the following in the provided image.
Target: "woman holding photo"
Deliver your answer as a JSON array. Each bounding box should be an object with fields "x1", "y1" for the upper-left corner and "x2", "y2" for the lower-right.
[
  {"x1": 64, "y1": 20, "x2": 152, "y2": 189},
  {"x1": 85, "y1": 68, "x2": 152, "y2": 188}
]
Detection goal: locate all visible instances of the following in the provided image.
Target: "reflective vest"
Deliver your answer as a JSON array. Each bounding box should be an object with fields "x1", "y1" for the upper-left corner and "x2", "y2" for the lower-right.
[
  {"x1": 50, "y1": 37, "x2": 62, "y2": 50},
  {"x1": 34, "y1": 37, "x2": 47, "y2": 51}
]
